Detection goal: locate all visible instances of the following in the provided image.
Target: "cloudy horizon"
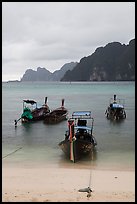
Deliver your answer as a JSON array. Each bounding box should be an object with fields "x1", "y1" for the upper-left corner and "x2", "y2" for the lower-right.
[{"x1": 2, "y1": 2, "x2": 135, "y2": 81}]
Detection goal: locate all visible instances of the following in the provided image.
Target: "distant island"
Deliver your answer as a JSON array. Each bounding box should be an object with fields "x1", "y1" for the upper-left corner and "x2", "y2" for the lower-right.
[
  {"x1": 61, "y1": 39, "x2": 135, "y2": 81},
  {"x1": 8, "y1": 38, "x2": 135, "y2": 82},
  {"x1": 20, "y1": 62, "x2": 78, "y2": 82}
]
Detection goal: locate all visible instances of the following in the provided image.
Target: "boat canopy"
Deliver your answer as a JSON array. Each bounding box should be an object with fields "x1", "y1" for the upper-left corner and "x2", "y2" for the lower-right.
[
  {"x1": 112, "y1": 103, "x2": 124, "y2": 108},
  {"x1": 74, "y1": 126, "x2": 92, "y2": 131},
  {"x1": 72, "y1": 111, "x2": 92, "y2": 119},
  {"x1": 23, "y1": 100, "x2": 37, "y2": 105}
]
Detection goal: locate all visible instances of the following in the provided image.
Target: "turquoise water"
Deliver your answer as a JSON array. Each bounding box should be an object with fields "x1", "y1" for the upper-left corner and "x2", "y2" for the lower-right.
[{"x1": 2, "y1": 81, "x2": 135, "y2": 170}]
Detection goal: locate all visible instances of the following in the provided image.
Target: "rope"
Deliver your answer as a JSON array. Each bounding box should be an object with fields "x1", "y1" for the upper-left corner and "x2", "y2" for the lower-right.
[
  {"x1": 14, "y1": 117, "x2": 21, "y2": 126},
  {"x1": 88, "y1": 150, "x2": 94, "y2": 194},
  {"x1": 78, "y1": 150, "x2": 94, "y2": 197},
  {"x1": 2, "y1": 147, "x2": 23, "y2": 159},
  {"x1": 88, "y1": 162, "x2": 92, "y2": 189}
]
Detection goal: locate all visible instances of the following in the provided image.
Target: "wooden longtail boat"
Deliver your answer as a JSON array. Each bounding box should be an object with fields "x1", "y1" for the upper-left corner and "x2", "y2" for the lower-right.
[
  {"x1": 44, "y1": 99, "x2": 68, "y2": 124},
  {"x1": 14, "y1": 97, "x2": 50, "y2": 125},
  {"x1": 105, "y1": 95, "x2": 126, "y2": 120},
  {"x1": 58, "y1": 111, "x2": 97, "y2": 163}
]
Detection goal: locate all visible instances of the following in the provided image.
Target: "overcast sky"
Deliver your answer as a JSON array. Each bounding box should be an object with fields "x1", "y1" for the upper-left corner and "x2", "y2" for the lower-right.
[{"x1": 2, "y1": 2, "x2": 135, "y2": 81}]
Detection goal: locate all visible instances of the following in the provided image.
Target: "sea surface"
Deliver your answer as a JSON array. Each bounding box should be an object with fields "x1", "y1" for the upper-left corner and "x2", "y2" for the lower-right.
[{"x1": 2, "y1": 81, "x2": 135, "y2": 171}]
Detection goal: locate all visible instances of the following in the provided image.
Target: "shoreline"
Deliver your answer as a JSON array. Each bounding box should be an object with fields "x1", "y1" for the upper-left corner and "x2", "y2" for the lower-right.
[{"x1": 2, "y1": 163, "x2": 135, "y2": 202}]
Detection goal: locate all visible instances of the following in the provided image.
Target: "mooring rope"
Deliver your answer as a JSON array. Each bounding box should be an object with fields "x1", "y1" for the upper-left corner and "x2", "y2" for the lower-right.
[
  {"x1": 78, "y1": 150, "x2": 94, "y2": 197},
  {"x1": 87, "y1": 150, "x2": 94, "y2": 196},
  {"x1": 14, "y1": 117, "x2": 21, "y2": 127},
  {"x1": 88, "y1": 161, "x2": 92, "y2": 189},
  {"x1": 2, "y1": 147, "x2": 23, "y2": 159}
]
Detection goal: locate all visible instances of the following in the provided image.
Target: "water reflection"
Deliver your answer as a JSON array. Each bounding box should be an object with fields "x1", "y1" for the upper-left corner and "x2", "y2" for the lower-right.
[
  {"x1": 58, "y1": 148, "x2": 98, "y2": 169},
  {"x1": 108, "y1": 118, "x2": 126, "y2": 126}
]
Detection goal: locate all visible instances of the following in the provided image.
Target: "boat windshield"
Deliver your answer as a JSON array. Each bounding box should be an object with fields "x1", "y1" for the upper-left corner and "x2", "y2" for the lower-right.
[{"x1": 74, "y1": 126, "x2": 92, "y2": 135}]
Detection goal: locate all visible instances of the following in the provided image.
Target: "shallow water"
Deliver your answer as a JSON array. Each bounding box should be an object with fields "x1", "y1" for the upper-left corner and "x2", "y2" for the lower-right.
[{"x1": 2, "y1": 81, "x2": 135, "y2": 171}]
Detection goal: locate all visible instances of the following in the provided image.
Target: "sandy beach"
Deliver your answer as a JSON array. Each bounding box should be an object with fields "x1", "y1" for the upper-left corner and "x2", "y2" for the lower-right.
[{"x1": 2, "y1": 162, "x2": 135, "y2": 202}]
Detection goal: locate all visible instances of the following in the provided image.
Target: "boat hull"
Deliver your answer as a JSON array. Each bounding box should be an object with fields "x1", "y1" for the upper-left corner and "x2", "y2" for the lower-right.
[
  {"x1": 59, "y1": 138, "x2": 96, "y2": 162},
  {"x1": 106, "y1": 107, "x2": 126, "y2": 120},
  {"x1": 44, "y1": 109, "x2": 68, "y2": 124},
  {"x1": 105, "y1": 95, "x2": 126, "y2": 120},
  {"x1": 21, "y1": 107, "x2": 50, "y2": 123}
]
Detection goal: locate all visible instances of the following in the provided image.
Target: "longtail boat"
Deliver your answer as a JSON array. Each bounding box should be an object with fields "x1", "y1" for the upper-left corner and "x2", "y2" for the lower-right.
[
  {"x1": 58, "y1": 111, "x2": 97, "y2": 162},
  {"x1": 44, "y1": 99, "x2": 68, "y2": 124},
  {"x1": 14, "y1": 97, "x2": 50, "y2": 126},
  {"x1": 105, "y1": 94, "x2": 126, "y2": 120}
]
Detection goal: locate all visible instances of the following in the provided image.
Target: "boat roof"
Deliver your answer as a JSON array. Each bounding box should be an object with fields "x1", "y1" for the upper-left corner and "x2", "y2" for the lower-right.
[
  {"x1": 23, "y1": 100, "x2": 37, "y2": 104},
  {"x1": 74, "y1": 126, "x2": 92, "y2": 130},
  {"x1": 72, "y1": 111, "x2": 92, "y2": 119},
  {"x1": 112, "y1": 103, "x2": 124, "y2": 108}
]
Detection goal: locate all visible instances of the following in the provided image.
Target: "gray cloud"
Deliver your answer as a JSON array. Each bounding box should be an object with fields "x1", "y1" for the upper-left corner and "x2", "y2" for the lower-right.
[{"x1": 2, "y1": 2, "x2": 135, "y2": 81}]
